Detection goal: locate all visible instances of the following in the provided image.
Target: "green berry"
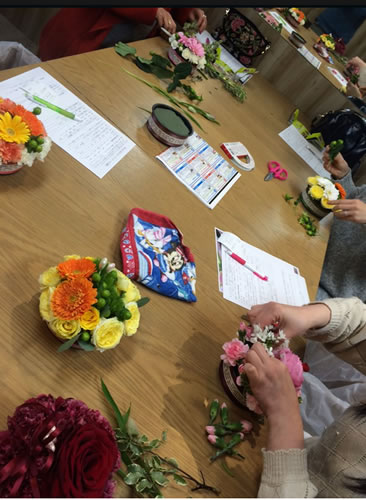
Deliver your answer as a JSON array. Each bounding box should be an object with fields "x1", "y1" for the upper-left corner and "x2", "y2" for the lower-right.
[
  {"x1": 101, "y1": 289, "x2": 110, "y2": 298},
  {"x1": 96, "y1": 298, "x2": 106, "y2": 309},
  {"x1": 81, "y1": 331, "x2": 90, "y2": 342},
  {"x1": 92, "y1": 272, "x2": 101, "y2": 283},
  {"x1": 306, "y1": 224, "x2": 311, "y2": 229},
  {"x1": 102, "y1": 281, "x2": 108, "y2": 289},
  {"x1": 29, "y1": 139, "x2": 38, "y2": 150},
  {"x1": 101, "y1": 305, "x2": 111, "y2": 318},
  {"x1": 123, "y1": 309, "x2": 132, "y2": 320},
  {"x1": 307, "y1": 230, "x2": 313, "y2": 236},
  {"x1": 32, "y1": 107, "x2": 42, "y2": 115},
  {"x1": 36, "y1": 136, "x2": 44, "y2": 144},
  {"x1": 36, "y1": 145, "x2": 43, "y2": 153}
]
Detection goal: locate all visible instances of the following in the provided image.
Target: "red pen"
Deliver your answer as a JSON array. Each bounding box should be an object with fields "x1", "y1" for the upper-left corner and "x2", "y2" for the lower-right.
[{"x1": 226, "y1": 249, "x2": 268, "y2": 282}]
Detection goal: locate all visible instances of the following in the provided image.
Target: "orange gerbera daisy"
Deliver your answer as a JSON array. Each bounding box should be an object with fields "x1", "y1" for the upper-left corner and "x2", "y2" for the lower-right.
[
  {"x1": 51, "y1": 277, "x2": 97, "y2": 320},
  {"x1": 57, "y1": 258, "x2": 96, "y2": 280},
  {"x1": 335, "y1": 183, "x2": 346, "y2": 199},
  {"x1": 13, "y1": 105, "x2": 46, "y2": 137}
]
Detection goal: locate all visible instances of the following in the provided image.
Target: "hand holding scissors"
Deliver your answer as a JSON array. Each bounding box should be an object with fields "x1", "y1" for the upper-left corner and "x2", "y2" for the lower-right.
[{"x1": 264, "y1": 161, "x2": 288, "y2": 181}]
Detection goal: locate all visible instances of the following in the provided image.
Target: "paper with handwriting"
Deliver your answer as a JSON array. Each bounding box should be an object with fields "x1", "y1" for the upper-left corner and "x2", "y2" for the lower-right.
[{"x1": 0, "y1": 67, "x2": 135, "y2": 178}]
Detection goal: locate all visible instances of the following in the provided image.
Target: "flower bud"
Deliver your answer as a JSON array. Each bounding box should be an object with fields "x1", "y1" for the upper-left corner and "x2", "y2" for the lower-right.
[
  {"x1": 209, "y1": 399, "x2": 219, "y2": 424},
  {"x1": 99, "y1": 257, "x2": 108, "y2": 270},
  {"x1": 241, "y1": 419, "x2": 253, "y2": 433},
  {"x1": 205, "y1": 425, "x2": 215, "y2": 435},
  {"x1": 220, "y1": 402, "x2": 228, "y2": 425},
  {"x1": 107, "y1": 263, "x2": 116, "y2": 272},
  {"x1": 208, "y1": 435, "x2": 226, "y2": 448}
]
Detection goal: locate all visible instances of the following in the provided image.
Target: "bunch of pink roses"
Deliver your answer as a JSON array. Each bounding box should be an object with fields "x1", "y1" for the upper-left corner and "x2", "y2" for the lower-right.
[{"x1": 221, "y1": 321, "x2": 304, "y2": 414}]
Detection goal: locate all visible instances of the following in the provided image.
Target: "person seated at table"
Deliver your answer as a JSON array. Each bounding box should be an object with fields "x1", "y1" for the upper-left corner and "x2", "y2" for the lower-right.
[
  {"x1": 316, "y1": 147, "x2": 366, "y2": 302},
  {"x1": 39, "y1": 7, "x2": 207, "y2": 61},
  {"x1": 345, "y1": 56, "x2": 366, "y2": 101},
  {"x1": 245, "y1": 297, "x2": 366, "y2": 498}
]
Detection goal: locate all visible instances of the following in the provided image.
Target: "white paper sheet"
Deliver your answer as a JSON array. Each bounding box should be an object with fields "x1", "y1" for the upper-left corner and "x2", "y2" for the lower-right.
[
  {"x1": 297, "y1": 46, "x2": 321, "y2": 69},
  {"x1": 0, "y1": 67, "x2": 135, "y2": 178},
  {"x1": 268, "y1": 10, "x2": 295, "y2": 34},
  {"x1": 156, "y1": 133, "x2": 241, "y2": 209},
  {"x1": 218, "y1": 231, "x2": 309, "y2": 309},
  {"x1": 326, "y1": 66, "x2": 348, "y2": 87},
  {"x1": 279, "y1": 125, "x2": 330, "y2": 178}
]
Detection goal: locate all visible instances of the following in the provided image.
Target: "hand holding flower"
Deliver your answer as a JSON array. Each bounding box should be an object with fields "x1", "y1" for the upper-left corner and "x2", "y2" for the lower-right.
[
  {"x1": 322, "y1": 146, "x2": 350, "y2": 179},
  {"x1": 328, "y1": 198, "x2": 366, "y2": 224}
]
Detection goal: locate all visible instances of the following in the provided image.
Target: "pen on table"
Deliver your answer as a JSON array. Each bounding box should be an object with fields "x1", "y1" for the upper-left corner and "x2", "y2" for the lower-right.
[
  {"x1": 21, "y1": 88, "x2": 78, "y2": 121},
  {"x1": 222, "y1": 246, "x2": 269, "y2": 282}
]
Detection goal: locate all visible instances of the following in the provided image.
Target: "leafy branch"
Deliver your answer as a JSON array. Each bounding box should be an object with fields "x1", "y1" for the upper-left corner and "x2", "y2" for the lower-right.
[{"x1": 101, "y1": 379, "x2": 219, "y2": 497}]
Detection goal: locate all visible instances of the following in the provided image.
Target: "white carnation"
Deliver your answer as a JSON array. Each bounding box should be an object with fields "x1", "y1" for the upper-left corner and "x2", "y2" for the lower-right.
[
  {"x1": 317, "y1": 177, "x2": 333, "y2": 188},
  {"x1": 191, "y1": 54, "x2": 199, "y2": 65},
  {"x1": 181, "y1": 48, "x2": 191, "y2": 61},
  {"x1": 170, "y1": 39, "x2": 178, "y2": 50},
  {"x1": 20, "y1": 148, "x2": 36, "y2": 167},
  {"x1": 324, "y1": 185, "x2": 339, "y2": 201}
]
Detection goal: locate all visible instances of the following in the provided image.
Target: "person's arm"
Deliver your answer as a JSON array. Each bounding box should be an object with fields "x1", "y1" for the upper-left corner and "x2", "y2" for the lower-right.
[
  {"x1": 171, "y1": 8, "x2": 207, "y2": 32},
  {"x1": 244, "y1": 344, "x2": 318, "y2": 498}
]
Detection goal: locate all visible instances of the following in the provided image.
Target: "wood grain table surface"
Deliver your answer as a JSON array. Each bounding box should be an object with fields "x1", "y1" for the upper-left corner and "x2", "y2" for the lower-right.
[{"x1": 0, "y1": 38, "x2": 330, "y2": 497}]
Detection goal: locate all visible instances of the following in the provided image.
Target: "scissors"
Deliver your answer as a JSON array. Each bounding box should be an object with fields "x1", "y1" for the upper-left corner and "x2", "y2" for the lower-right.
[{"x1": 264, "y1": 161, "x2": 288, "y2": 181}]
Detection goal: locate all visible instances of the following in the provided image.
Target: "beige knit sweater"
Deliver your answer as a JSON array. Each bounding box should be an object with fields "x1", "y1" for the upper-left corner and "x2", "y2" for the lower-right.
[{"x1": 258, "y1": 297, "x2": 366, "y2": 498}]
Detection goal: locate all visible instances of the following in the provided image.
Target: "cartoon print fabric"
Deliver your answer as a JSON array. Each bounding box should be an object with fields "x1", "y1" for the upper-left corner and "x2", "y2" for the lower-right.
[{"x1": 120, "y1": 208, "x2": 197, "y2": 302}]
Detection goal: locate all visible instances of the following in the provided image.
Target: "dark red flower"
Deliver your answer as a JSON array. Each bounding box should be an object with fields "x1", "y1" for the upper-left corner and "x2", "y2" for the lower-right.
[{"x1": 302, "y1": 362, "x2": 310, "y2": 372}]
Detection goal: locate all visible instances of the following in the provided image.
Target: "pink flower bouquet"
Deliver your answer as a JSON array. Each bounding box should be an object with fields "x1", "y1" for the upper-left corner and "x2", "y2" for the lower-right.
[
  {"x1": 169, "y1": 32, "x2": 206, "y2": 70},
  {"x1": 220, "y1": 321, "x2": 304, "y2": 414}
]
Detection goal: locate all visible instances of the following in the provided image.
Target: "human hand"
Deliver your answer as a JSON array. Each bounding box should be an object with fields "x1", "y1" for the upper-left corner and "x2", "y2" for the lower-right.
[
  {"x1": 346, "y1": 81, "x2": 362, "y2": 98},
  {"x1": 247, "y1": 301, "x2": 331, "y2": 339},
  {"x1": 188, "y1": 8, "x2": 207, "y2": 33},
  {"x1": 244, "y1": 343, "x2": 304, "y2": 450},
  {"x1": 323, "y1": 146, "x2": 350, "y2": 179},
  {"x1": 156, "y1": 8, "x2": 176, "y2": 34},
  {"x1": 328, "y1": 198, "x2": 366, "y2": 224},
  {"x1": 347, "y1": 56, "x2": 366, "y2": 72}
]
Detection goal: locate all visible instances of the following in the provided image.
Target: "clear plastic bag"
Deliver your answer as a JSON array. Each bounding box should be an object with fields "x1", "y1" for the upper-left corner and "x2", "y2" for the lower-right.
[{"x1": 0, "y1": 41, "x2": 40, "y2": 70}]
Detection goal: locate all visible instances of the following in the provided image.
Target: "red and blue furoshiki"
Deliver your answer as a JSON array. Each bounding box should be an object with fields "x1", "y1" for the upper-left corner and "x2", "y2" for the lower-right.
[{"x1": 120, "y1": 208, "x2": 197, "y2": 302}]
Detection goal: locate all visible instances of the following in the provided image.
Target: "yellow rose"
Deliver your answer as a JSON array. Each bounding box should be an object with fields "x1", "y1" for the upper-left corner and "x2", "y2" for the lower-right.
[
  {"x1": 123, "y1": 282, "x2": 141, "y2": 304},
  {"x1": 39, "y1": 266, "x2": 61, "y2": 289},
  {"x1": 309, "y1": 185, "x2": 324, "y2": 200},
  {"x1": 321, "y1": 197, "x2": 333, "y2": 209},
  {"x1": 325, "y1": 40, "x2": 332, "y2": 48},
  {"x1": 84, "y1": 256, "x2": 95, "y2": 261},
  {"x1": 63, "y1": 254, "x2": 81, "y2": 260},
  {"x1": 91, "y1": 317, "x2": 124, "y2": 352},
  {"x1": 116, "y1": 270, "x2": 130, "y2": 292},
  {"x1": 49, "y1": 318, "x2": 81, "y2": 340},
  {"x1": 39, "y1": 287, "x2": 55, "y2": 321},
  {"x1": 80, "y1": 307, "x2": 100, "y2": 330},
  {"x1": 124, "y1": 302, "x2": 140, "y2": 336},
  {"x1": 307, "y1": 176, "x2": 318, "y2": 186}
]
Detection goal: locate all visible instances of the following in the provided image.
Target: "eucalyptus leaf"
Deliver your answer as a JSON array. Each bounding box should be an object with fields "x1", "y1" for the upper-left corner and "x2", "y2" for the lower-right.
[
  {"x1": 152, "y1": 456, "x2": 161, "y2": 467},
  {"x1": 128, "y1": 464, "x2": 145, "y2": 475},
  {"x1": 57, "y1": 333, "x2": 81, "y2": 352},
  {"x1": 124, "y1": 471, "x2": 144, "y2": 485},
  {"x1": 166, "y1": 457, "x2": 178, "y2": 468},
  {"x1": 149, "y1": 439, "x2": 161, "y2": 448},
  {"x1": 173, "y1": 474, "x2": 187, "y2": 486},
  {"x1": 151, "y1": 471, "x2": 169, "y2": 486},
  {"x1": 136, "y1": 297, "x2": 150, "y2": 308},
  {"x1": 77, "y1": 340, "x2": 95, "y2": 351},
  {"x1": 115, "y1": 42, "x2": 136, "y2": 57},
  {"x1": 129, "y1": 443, "x2": 140, "y2": 456}
]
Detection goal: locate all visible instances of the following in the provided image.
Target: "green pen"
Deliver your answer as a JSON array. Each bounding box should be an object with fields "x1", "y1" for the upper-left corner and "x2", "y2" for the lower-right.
[{"x1": 21, "y1": 88, "x2": 76, "y2": 120}]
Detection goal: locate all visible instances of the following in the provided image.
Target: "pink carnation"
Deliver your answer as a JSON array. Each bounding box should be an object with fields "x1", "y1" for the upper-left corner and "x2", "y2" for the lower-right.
[
  {"x1": 241, "y1": 419, "x2": 253, "y2": 432},
  {"x1": 0, "y1": 139, "x2": 22, "y2": 164},
  {"x1": 221, "y1": 338, "x2": 249, "y2": 366},
  {"x1": 207, "y1": 434, "x2": 218, "y2": 445},
  {"x1": 177, "y1": 32, "x2": 204, "y2": 57},
  {"x1": 274, "y1": 347, "x2": 304, "y2": 391},
  {"x1": 246, "y1": 394, "x2": 263, "y2": 415}
]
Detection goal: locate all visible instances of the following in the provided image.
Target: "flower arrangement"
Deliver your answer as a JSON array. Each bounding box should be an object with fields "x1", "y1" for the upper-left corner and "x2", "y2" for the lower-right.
[
  {"x1": 0, "y1": 392, "x2": 120, "y2": 497},
  {"x1": 286, "y1": 8, "x2": 306, "y2": 26},
  {"x1": 39, "y1": 255, "x2": 149, "y2": 352},
  {"x1": 220, "y1": 321, "x2": 304, "y2": 414},
  {"x1": 0, "y1": 97, "x2": 51, "y2": 174},
  {"x1": 169, "y1": 32, "x2": 206, "y2": 70},
  {"x1": 304, "y1": 175, "x2": 346, "y2": 210},
  {"x1": 318, "y1": 33, "x2": 335, "y2": 50}
]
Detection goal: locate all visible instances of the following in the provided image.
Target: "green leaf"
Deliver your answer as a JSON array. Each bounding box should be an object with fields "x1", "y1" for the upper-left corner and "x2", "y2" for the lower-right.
[
  {"x1": 150, "y1": 65, "x2": 174, "y2": 80},
  {"x1": 167, "y1": 78, "x2": 179, "y2": 93},
  {"x1": 136, "y1": 297, "x2": 150, "y2": 308},
  {"x1": 129, "y1": 443, "x2": 140, "y2": 456},
  {"x1": 135, "y1": 58, "x2": 153, "y2": 74},
  {"x1": 77, "y1": 340, "x2": 95, "y2": 351},
  {"x1": 149, "y1": 439, "x2": 160, "y2": 448},
  {"x1": 173, "y1": 474, "x2": 187, "y2": 486},
  {"x1": 136, "y1": 478, "x2": 152, "y2": 493},
  {"x1": 57, "y1": 333, "x2": 81, "y2": 352},
  {"x1": 161, "y1": 430, "x2": 167, "y2": 442},
  {"x1": 140, "y1": 434, "x2": 149, "y2": 442},
  {"x1": 101, "y1": 378, "x2": 129, "y2": 433},
  {"x1": 115, "y1": 42, "x2": 136, "y2": 57},
  {"x1": 128, "y1": 464, "x2": 145, "y2": 475},
  {"x1": 174, "y1": 62, "x2": 192, "y2": 80},
  {"x1": 151, "y1": 52, "x2": 172, "y2": 69},
  {"x1": 166, "y1": 457, "x2": 178, "y2": 468},
  {"x1": 126, "y1": 416, "x2": 139, "y2": 436},
  {"x1": 137, "y1": 55, "x2": 153, "y2": 65},
  {"x1": 152, "y1": 455, "x2": 161, "y2": 467},
  {"x1": 151, "y1": 471, "x2": 169, "y2": 486},
  {"x1": 124, "y1": 471, "x2": 144, "y2": 485}
]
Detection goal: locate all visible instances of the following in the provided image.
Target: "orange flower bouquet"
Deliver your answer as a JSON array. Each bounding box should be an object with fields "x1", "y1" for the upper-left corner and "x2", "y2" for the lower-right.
[
  {"x1": 39, "y1": 255, "x2": 149, "y2": 352},
  {"x1": 0, "y1": 97, "x2": 52, "y2": 175}
]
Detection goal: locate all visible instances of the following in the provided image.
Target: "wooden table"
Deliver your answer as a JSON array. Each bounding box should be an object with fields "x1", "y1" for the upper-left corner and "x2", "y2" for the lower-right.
[{"x1": 0, "y1": 38, "x2": 329, "y2": 497}]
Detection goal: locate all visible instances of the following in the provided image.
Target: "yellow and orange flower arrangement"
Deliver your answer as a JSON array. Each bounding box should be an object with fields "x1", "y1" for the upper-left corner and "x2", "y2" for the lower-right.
[
  {"x1": 0, "y1": 97, "x2": 52, "y2": 174},
  {"x1": 39, "y1": 255, "x2": 149, "y2": 352}
]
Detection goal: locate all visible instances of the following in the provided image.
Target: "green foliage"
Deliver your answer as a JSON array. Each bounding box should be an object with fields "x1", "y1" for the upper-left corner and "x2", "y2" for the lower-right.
[
  {"x1": 77, "y1": 340, "x2": 95, "y2": 351},
  {"x1": 115, "y1": 42, "x2": 136, "y2": 57},
  {"x1": 136, "y1": 297, "x2": 150, "y2": 308},
  {"x1": 101, "y1": 379, "x2": 219, "y2": 497},
  {"x1": 57, "y1": 333, "x2": 81, "y2": 352}
]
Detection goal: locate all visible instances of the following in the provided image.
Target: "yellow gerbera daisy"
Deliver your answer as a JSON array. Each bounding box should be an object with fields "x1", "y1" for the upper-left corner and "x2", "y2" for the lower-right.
[
  {"x1": 0, "y1": 112, "x2": 30, "y2": 144},
  {"x1": 309, "y1": 185, "x2": 324, "y2": 200},
  {"x1": 321, "y1": 198, "x2": 333, "y2": 209}
]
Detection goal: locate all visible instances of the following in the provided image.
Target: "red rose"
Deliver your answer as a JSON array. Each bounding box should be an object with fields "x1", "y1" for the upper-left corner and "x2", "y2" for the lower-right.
[{"x1": 48, "y1": 423, "x2": 119, "y2": 498}]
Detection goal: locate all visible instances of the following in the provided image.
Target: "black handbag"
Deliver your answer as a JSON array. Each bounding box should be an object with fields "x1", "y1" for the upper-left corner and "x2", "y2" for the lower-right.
[
  {"x1": 311, "y1": 109, "x2": 366, "y2": 170},
  {"x1": 212, "y1": 8, "x2": 271, "y2": 67}
]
